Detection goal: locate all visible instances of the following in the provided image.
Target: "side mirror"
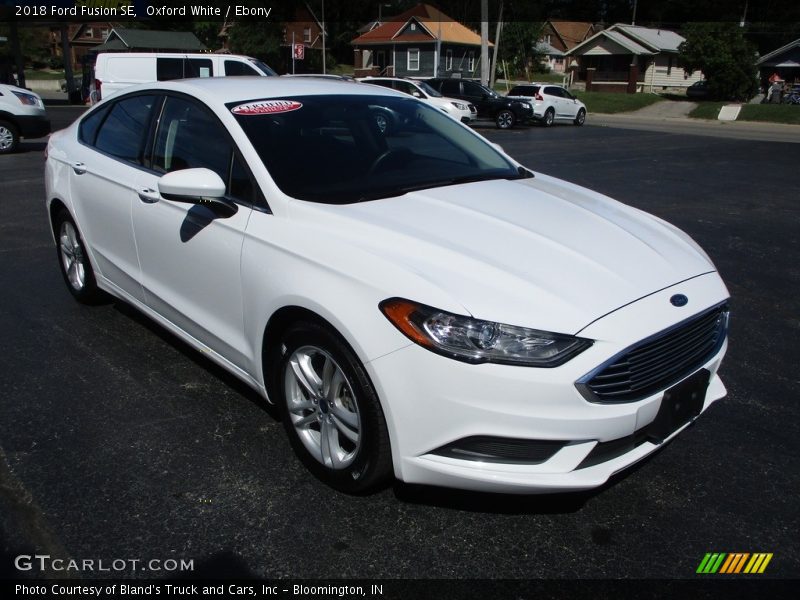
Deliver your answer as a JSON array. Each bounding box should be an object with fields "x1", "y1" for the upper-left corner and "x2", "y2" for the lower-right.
[
  {"x1": 412, "y1": 91, "x2": 423, "y2": 98},
  {"x1": 158, "y1": 168, "x2": 237, "y2": 218}
]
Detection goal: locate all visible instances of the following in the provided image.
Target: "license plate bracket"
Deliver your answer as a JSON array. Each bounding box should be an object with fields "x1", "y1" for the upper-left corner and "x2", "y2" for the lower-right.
[{"x1": 645, "y1": 369, "x2": 710, "y2": 444}]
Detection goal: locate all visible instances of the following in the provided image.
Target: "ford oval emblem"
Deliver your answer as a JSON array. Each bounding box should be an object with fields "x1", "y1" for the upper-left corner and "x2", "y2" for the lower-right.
[{"x1": 670, "y1": 294, "x2": 688, "y2": 307}]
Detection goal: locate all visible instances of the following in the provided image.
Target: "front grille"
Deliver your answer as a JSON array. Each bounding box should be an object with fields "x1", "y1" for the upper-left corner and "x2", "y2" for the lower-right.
[{"x1": 578, "y1": 303, "x2": 728, "y2": 403}]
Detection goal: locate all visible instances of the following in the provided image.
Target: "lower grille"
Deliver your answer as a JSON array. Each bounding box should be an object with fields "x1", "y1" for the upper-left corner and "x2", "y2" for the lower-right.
[
  {"x1": 578, "y1": 303, "x2": 728, "y2": 403},
  {"x1": 430, "y1": 436, "x2": 566, "y2": 465}
]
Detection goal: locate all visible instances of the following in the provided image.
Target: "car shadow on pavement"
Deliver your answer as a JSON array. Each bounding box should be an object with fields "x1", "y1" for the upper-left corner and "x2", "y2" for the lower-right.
[
  {"x1": 16, "y1": 141, "x2": 47, "y2": 153},
  {"x1": 112, "y1": 300, "x2": 281, "y2": 423}
]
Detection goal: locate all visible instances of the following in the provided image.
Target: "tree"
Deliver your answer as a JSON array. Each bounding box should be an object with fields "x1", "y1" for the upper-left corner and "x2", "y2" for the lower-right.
[
  {"x1": 496, "y1": 22, "x2": 544, "y2": 80},
  {"x1": 678, "y1": 23, "x2": 758, "y2": 101}
]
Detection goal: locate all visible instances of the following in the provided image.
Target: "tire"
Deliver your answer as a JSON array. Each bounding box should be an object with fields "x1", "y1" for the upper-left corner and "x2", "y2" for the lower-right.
[
  {"x1": 542, "y1": 108, "x2": 555, "y2": 127},
  {"x1": 54, "y1": 209, "x2": 104, "y2": 304},
  {"x1": 495, "y1": 110, "x2": 515, "y2": 129},
  {"x1": 0, "y1": 120, "x2": 19, "y2": 154},
  {"x1": 574, "y1": 109, "x2": 586, "y2": 126},
  {"x1": 277, "y1": 321, "x2": 393, "y2": 494}
]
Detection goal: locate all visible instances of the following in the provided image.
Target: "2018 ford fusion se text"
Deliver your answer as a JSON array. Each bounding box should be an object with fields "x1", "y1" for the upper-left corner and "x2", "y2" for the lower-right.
[{"x1": 45, "y1": 78, "x2": 729, "y2": 494}]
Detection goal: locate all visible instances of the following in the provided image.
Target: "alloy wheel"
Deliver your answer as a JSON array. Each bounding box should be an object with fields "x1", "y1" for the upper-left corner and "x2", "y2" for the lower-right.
[
  {"x1": 59, "y1": 221, "x2": 86, "y2": 291},
  {"x1": 284, "y1": 345, "x2": 362, "y2": 470}
]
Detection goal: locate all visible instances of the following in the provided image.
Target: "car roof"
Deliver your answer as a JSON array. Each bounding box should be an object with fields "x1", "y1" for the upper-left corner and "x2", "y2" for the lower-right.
[{"x1": 110, "y1": 76, "x2": 405, "y2": 104}]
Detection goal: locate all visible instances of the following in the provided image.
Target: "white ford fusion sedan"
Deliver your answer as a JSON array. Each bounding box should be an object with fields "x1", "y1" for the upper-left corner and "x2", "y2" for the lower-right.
[{"x1": 45, "y1": 78, "x2": 729, "y2": 494}]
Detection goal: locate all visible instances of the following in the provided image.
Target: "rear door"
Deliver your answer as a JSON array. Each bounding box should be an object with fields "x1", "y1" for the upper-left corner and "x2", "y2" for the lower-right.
[{"x1": 67, "y1": 94, "x2": 158, "y2": 302}]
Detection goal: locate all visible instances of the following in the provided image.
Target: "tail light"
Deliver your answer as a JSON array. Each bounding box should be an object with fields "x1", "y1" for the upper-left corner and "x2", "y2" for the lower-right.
[{"x1": 535, "y1": 93, "x2": 543, "y2": 101}]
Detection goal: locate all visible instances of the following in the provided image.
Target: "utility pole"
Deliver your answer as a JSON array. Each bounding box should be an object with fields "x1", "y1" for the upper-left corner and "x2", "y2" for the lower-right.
[
  {"x1": 321, "y1": 0, "x2": 326, "y2": 74},
  {"x1": 632, "y1": 0, "x2": 638, "y2": 25},
  {"x1": 489, "y1": 2, "x2": 503, "y2": 88},
  {"x1": 480, "y1": 0, "x2": 489, "y2": 85}
]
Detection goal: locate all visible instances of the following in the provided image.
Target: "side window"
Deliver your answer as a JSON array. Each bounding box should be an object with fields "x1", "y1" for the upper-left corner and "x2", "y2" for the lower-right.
[
  {"x1": 78, "y1": 104, "x2": 110, "y2": 146},
  {"x1": 185, "y1": 59, "x2": 213, "y2": 78},
  {"x1": 225, "y1": 60, "x2": 260, "y2": 76},
  {"x1": 156, "y1": 58, "x2": 183, "y2": 81},
  {"x1": 94, "y1": 95, "x2": 156, "y2": 163},
  {"x1": 441, "y1": 80, "x2": 460, "y2": 95},
  {"x1": 152, "y1": 97, "x2": 257, "y2": 204},
  {"x1": 545, "y1": 86, "x2": 563, "y2": 98},
  {"x1": 462, "y1": 81, "x2": 484, "y2": 96},
  {"x1": 368, "y1": 80, "x2": 393, "y2": 90}
]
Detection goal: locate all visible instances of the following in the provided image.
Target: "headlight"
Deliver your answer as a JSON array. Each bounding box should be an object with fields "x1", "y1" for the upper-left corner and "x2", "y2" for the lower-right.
[
  {"x1": 12, "y1": 91, "x2": 39, "y2": 106},
  {"x1": 522, "y1": 102, "x2": 532, "y2": 109},
  {"x1": 451, "y1": 101, "x2": 467, "y2": 110},
  {"x1": 380, "y1": 298, "x2": 592, "y2": 367}
]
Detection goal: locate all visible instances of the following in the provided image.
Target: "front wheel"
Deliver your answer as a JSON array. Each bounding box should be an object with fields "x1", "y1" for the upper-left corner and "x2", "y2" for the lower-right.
[
  {"x1": 54, "y1": 209, "x2": 104, "y2": 304},
  {"x1": 495, "y1": 110, "x2": 515, "y2": 129},
  {"x1": 277, "y1": 321, "x2": 393, "y2": 494},
  {"x1": 574, "y1": 108, "x2": 586, "y2": 126},
  {"x1": 0, "y1": 120, "x2": 19, "y2": 154}
]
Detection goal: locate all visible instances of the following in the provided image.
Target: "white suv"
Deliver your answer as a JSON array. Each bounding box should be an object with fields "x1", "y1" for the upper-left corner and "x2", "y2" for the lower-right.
[
  {"x1": 0, "y1": 83, "x2": 51, "y2": 154},
  {"x1": 359, "y1": 77, "x2": 477, "y2": 123},
  {"x1": 507, "y1": 83, "x2": 586, "y2": 127}
]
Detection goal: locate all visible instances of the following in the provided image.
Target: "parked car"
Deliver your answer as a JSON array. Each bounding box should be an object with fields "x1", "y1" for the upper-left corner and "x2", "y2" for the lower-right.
[
  {"x1": 686, "y1": 80, "x2": 709, "y2": 100},
  {"x1": 91, "y1": 52, "x2": 277, "y2": 103},
  {"x1": 507, "y1": 83, "x2": 587, "y2": 126},
  {"x1": 45, "y1": 78, "x2": 730, "y2": 494},
  {"x1": 425, "y1": 78, "x2": 534, "y2": 129},
  {"x1": 0, "y1": 83, "x2": 51, "y2": 154},
  {"x1": 358, "y1": 77, "x2": 477, "y2": 123}
]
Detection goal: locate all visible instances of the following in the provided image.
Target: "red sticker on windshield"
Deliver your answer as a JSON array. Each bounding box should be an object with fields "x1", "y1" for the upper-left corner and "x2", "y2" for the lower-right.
[{"x1": 231, "y1": 100, "x2": 303, "y2": 115}]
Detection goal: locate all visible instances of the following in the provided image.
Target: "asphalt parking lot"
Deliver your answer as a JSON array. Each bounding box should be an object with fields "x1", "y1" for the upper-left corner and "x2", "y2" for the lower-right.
[{"x1": 1, "y1": 108, "x2": 798, "y2": 583}]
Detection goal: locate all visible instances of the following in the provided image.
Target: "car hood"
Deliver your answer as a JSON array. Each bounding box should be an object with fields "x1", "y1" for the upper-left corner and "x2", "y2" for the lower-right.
[{"x1": 290, "y1": 175, "x2": 716, "y2": 334}]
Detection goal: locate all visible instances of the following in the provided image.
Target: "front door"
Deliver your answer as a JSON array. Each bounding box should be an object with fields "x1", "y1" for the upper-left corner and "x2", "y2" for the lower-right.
[{"x1": 131, "y1": 95, "x2": 254, "y2": 369}]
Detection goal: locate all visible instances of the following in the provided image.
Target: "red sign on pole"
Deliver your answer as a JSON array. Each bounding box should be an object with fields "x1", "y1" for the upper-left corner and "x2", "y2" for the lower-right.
[{"x1": 294, "y1": 44, "x2": 305, "y2": 60}]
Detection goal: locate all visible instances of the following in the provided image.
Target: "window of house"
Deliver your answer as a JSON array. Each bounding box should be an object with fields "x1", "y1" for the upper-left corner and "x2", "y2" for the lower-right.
[
  {"x1": 101, "y1": 28, "x2": 110, "y2": 40},
  {"x1": 667, "y1": 56, "x2": 673, "y2": 76},
  {"x1": 303, "y1": 27, "x2": 311, "y2": 43},
  {"x1": 83, "y1": 28, "x2": 93, "y2": 38},
  {"x1": 408, "y1": 48, "x2": 420, "y2": 71},
  {"x1": 467, "y1": 52, "x2": 475, "y2": 72},
  {"x1": 445, "y1": 49, "x2": 453, "y2": 71}
]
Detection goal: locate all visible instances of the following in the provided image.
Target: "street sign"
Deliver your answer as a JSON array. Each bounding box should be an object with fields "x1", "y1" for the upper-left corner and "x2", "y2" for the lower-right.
[{"x1": 294, "y1": 44, "x2": 305, "y2": 60}]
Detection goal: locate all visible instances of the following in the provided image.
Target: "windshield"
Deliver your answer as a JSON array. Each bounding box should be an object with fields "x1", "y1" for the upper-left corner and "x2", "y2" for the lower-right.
[
  {"x1": 230, "y1": 95, "x2": 523, "y2": 204},
  {"x1": 416, "y1": 81, "x2": 442, "y2": 98},
  {"x1": 249, "y1": 59, "x2": 278, "y2": 76}
]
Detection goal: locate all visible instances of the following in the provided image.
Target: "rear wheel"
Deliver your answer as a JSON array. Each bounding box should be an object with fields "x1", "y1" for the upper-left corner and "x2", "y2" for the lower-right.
[
  {"x1": 574, "y1": 108, "x2": 586, "y2": 126},
  {"x1": 495, "y1": 110, "x2": 515, "y2": 129},
  {"x1": 0, "y1": 120, "x2": 19, "y2": 154},
  {"x1": 277, "y1": 321, "x2": 393, "y2": 494},
  {"x1": 54, "y1": 209, "x2": 104, "y2": 304},
  {"x1": 542, "y1": 108, "x2": 555, "y2": 127}
]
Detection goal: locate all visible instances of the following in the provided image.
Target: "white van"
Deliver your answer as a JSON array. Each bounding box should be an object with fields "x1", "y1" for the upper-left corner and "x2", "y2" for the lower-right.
[{"x1": 91, "y1": 53, "x2": 277, "y2": 103}]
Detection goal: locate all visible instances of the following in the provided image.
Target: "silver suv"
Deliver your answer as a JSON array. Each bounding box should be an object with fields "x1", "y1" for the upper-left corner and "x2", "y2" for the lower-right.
[
  {"x1": 0, "y1": 84, "x2": 51, "y2": 153},
  {"x1": 507, "y1": 84, "x2": 587, "y2": 127}
]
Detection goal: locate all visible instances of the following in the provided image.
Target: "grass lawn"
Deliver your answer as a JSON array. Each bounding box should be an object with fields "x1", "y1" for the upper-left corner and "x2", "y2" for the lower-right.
[
  {"x1": 688, "y1": 102, "x2": 725, "y2": 120},
  {"x1": 689, "y1": 102, "x2": 800, "y2": 125},
  {"x1": 24, "y1": 70, "x2": 66, "y2": 80},
  {"x1": 739, "y1": 104, "x2": 800, "y2": 125},
  {"x1": 573, "y1": 91, "x2": 663, "y2": 114}
]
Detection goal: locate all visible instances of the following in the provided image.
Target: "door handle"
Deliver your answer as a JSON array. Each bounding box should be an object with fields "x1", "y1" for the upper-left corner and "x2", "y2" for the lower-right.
[
  {"x1": 137, "y1": 188, "x2": 160, "y2": 204},
  {"x1": 72, "y1": 162, "x2": 87, "y2": 175}
]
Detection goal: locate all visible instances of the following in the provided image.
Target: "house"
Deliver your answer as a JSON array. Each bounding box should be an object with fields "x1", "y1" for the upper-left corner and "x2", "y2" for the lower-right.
[
  {"x1": 537, "y1": 21, "x2": 596, "y2": 73},
  {"x1": 92, "y1": 28, "x2": 207, "y2": 53},
  {"x1": 756, "y1": 38, "x2": 800, "y2": 86},
  {"x1": 49, "y1": 22, "x2": 116, "y2": 71},
  {"x1": 351, "y1": 3, "x2": 491, "y2": 79},
  {"x1": 281, "y1": 3, "x2": 325, "y2": 72},
  {"x1": 567, "y1": 24, "x2": 703, "y2": 93}
]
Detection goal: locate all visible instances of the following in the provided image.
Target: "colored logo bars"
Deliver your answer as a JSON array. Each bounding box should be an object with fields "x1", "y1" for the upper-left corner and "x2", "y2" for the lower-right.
[{"x1": 696, "y1": 553, "x2": 773, "y2": 574}]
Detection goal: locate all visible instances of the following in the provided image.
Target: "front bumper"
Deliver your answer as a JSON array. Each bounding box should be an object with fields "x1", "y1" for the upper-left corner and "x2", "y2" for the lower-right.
[{"x1": 366, "y1": 272, "x2": 729, "y2": 493}]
